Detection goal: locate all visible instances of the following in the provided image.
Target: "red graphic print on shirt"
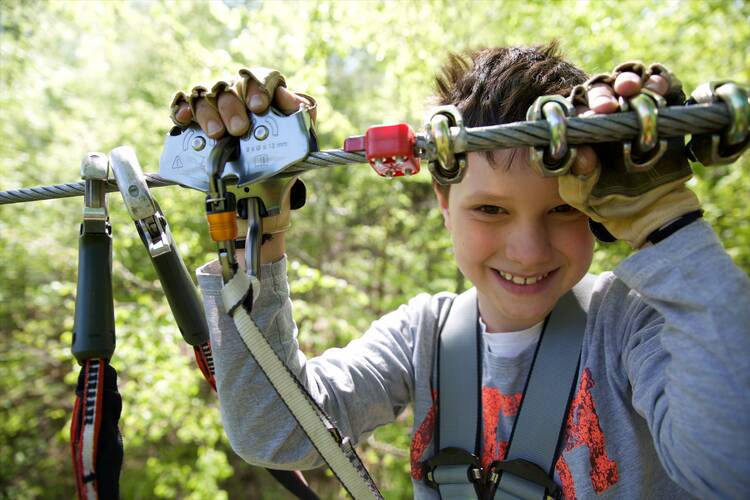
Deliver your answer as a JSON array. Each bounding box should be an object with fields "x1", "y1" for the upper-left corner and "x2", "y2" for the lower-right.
[
  {"x1": 410, "y1": 387, "x2": 523, "y2": 479},
  {"x1": 555, "y1": 368, "x2": 619, "y2": 499},
  {"x1": 410, "y1": 390, "x2": 437, "y2": 480},
  {"x1": 410, "y1": 368, "x2": 618, "y2": 498},
  {"x1": 480, "y1": 387, "x2": 522, "y2": 469}
]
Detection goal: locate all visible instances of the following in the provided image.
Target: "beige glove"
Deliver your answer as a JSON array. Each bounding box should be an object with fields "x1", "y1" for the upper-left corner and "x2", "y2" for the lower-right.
[
  {"x1": 559, "y1": 62, "x2": 701, "y2": 248},
  {"x1": 170, "y1": 67, "x2": 287, "y2": 127}
]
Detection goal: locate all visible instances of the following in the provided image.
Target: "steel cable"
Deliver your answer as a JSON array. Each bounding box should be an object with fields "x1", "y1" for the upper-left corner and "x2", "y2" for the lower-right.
[{"x1": 0, "y1": 102, "x2": 736, "y2": 205}]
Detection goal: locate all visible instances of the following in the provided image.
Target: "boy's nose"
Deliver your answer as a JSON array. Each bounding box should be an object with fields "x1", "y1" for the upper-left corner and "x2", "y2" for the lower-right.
[{"x1": 504, "y1": 222, "x2": 553, "y2": 267}]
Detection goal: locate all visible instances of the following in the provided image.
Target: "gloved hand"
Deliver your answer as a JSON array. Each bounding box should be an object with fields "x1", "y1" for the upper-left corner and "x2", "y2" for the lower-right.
[
  {"x1": 558, "y1": 62, "x2": 701, "y2": 248},
  {"x1": 171, "y1": 68, "x2": 316, "y2": 261}
]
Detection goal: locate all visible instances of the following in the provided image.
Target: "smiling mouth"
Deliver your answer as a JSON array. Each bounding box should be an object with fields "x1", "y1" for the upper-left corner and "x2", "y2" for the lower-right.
[{"x1": 494, "y1": 269, "x2": 553, "y2": 285}]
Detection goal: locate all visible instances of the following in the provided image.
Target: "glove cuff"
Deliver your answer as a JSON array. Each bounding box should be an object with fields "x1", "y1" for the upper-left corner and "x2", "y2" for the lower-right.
[{"x1": 604, "y1": 187, "x2": 702, "y2": 248}]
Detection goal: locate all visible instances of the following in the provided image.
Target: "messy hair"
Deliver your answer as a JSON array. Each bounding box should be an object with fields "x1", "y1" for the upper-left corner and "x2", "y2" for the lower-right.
[{"x1": 432, "y1": 42, "x2": 588, "y2": 193}]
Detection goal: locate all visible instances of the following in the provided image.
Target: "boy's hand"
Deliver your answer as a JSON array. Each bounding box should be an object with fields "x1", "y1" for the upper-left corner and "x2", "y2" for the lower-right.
[
  {"x1": 559, "y1": 62, "x2": 700, "y2": 248},
  {"x1": 170, "y1": 67, "x2": 316, "y2": 137},
  {"x1": 169, "y1": 68, "x2": 316, "y2": 263}
]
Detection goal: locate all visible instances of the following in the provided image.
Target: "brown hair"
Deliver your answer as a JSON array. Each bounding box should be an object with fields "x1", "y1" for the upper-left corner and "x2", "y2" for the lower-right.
[{"x1": 432, "y1": 42, "x2": 588, "y2": 194}]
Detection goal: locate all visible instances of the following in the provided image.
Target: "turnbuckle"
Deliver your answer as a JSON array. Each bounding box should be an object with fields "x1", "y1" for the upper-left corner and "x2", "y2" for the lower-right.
[
  {"x1": 527, "y1": 95, "x2": 577, "y2": 176},
  {"x1": 688, "y1": 81, "x2": 750, "y2": 165}
]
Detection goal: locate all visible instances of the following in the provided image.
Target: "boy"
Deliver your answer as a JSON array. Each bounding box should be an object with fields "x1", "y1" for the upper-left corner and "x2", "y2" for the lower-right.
[{"x1": 171, "y1": 44, "x2": 750, "y2": 498}]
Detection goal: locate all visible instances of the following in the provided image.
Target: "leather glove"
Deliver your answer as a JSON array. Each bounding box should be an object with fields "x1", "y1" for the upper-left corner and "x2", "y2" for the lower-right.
[
  {"x1": 170, "y1": 67, "x2": 287, "y2": 127},
  {"x1": 558, "y1": 62, "x2": 701, "y2": 248}
]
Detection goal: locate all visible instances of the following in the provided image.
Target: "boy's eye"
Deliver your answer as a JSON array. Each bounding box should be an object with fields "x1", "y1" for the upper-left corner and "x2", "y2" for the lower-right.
[
  {"x1": 474, "y1": 205, "x2": 504, "y2": 215},
  {"x1": 550, "y1": 204, "x2": 578, "y2": 214}
]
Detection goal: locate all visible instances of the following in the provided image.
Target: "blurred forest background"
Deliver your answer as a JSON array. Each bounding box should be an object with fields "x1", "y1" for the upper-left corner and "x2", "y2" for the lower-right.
[{"x1": 1, "y1": 0, "x2": 748, "y2": 498}]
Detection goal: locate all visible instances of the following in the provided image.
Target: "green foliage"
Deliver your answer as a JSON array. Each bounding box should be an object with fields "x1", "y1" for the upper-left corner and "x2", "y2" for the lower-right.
[{"x1": 1, "y1": 0, "x2": 748, "y2": 498}]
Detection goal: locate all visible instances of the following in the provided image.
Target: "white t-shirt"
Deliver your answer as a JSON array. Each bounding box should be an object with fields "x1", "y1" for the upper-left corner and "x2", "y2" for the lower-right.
[{"x1": 479, "y1": 316, "x2": 543, "y2": 358}]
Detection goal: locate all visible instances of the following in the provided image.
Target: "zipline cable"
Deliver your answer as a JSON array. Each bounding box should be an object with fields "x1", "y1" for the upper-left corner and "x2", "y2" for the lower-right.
[{"x1": 0, "y1": 101, "x2": 737, "y2": 206}]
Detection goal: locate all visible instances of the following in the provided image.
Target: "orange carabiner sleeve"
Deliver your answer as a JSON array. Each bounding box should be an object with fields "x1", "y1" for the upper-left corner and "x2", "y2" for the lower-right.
[{"x1": 206, "y1": 211, "x2": 237, "y2": 242}]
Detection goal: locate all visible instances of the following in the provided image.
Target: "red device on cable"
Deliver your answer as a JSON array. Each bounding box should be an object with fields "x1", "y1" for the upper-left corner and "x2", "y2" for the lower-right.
[{"x1": 344, "y1": 123, "x2": 420, "y2": 178}]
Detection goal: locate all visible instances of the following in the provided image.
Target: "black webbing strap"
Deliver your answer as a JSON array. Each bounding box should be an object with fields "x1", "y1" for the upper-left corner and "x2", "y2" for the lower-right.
[{"x1": 494, "y1": 276, "x2": 594, "y2": 500}]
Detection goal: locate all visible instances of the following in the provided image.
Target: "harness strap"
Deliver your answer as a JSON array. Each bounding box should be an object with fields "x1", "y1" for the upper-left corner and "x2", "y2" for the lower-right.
[
  {"x1": 71, "y1": 359, "x2": 123, "y2": 500},
  {"x1": 428, "y1": 276, "x2": 595, "y2": 500},
  {"x1": 221, "y1": 271, "x2": 382, "y2": 500},
  {"x1": 494, "y1": 276, "x2": 593, "y2": 500},
  {"x1": 429, "y1": 288, "x2": 481, "y2": 498}
]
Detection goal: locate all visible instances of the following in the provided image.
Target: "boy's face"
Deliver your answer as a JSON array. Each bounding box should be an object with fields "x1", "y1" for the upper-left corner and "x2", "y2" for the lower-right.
[{"x1": 434, "y1": 148, "x2": 594, "y2": 332}]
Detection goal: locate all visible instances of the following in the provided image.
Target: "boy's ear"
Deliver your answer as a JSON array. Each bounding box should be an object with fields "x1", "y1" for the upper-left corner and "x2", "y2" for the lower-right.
[{"x1": 432, "y1": 183, "x2": 451, "y2": 230}]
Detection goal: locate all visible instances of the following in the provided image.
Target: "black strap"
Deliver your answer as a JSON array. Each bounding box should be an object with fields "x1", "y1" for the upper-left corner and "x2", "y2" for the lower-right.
[{"x1": 646, "y1": 209, "x2": 703, "y2": 245}]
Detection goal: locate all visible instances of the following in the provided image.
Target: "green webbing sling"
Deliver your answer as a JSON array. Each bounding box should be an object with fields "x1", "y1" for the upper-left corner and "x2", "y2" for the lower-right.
[{"x1": 429, "y1": 275, "x2": 595, "y2": 499}]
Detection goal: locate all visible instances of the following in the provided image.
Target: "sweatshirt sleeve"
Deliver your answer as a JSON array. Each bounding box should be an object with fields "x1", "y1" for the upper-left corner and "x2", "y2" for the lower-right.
[
  {"x1": 611, "y1": 220, "x2": 750, "y2": 498},
  {"x1": 197, "y1": 256, "x2": 431, "y2": 470}
]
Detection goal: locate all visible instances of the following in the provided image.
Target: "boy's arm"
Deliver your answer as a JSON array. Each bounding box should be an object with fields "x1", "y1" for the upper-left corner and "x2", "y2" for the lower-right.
[
  {"x1": 612, "y1": 220, "x2": 750, "y2": 497},
  {"x1": 198, "y1": 256, "x2": 424, "y2": 470}
]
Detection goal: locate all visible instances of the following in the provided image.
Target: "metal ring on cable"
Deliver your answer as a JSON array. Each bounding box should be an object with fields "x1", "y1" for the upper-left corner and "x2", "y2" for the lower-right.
[
  {"x1": 688, "y1": 81, "x2": 749, "y2": 165},
  {"x1": 426, "y1": 105, "x2": 467, "y2": 185},
  {"x1": 526, "y1": 95, "x2": 577, "y2": 176},
  {"x1": 620, "y1": 89, "x2": 668, "y2": 172}
]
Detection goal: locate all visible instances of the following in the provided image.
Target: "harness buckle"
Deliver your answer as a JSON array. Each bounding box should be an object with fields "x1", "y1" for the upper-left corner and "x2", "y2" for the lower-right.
[
  {"x1": 424, "y1": 447, "x2": 481, "y2": 488},
  {"x1": 486, "y1": 458, "x2": 561, "y2": 499}
]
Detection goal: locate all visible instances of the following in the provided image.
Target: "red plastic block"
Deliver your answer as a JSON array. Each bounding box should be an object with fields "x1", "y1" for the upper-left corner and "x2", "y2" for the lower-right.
[{"x1": 363, "y1": 123, "x2": 420, "y2": 177}]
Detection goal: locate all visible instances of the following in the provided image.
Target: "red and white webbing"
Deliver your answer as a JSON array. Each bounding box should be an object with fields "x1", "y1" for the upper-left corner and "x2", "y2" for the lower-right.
[{"x1": 71, "y1": 359, "x2": 104, "y2": 499}]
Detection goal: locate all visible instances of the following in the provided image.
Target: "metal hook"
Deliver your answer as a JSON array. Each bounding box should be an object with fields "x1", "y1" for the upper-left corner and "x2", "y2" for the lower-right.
[
  {"x1": 425, "y1": 105, "x2": 467, "y2": 185},
  {"x1": 526, "y1": 95, "x2": 577, "y2": 176},
  {"x1": 688, "y1": 81, "x2": 749, "y2": 166},
  {"x1": 620, "y1": 89, "x2": 668, "y2": 172}
]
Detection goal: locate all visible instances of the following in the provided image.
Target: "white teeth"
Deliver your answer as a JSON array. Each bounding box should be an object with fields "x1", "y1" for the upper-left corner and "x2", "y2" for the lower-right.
[{"x1": 498, "y1": 270, "x2": 550, "y2": 285}]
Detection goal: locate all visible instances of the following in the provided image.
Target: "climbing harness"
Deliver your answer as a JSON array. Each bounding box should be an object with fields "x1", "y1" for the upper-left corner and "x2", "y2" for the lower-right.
[{"x1": 426, "y1": 276, "x2": 594, "y2": 500}]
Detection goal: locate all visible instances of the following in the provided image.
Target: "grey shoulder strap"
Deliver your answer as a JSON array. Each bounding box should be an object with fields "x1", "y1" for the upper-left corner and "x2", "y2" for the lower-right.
[
  {"x1": 431, "y1": 288, "x2": 481, "y2": 498},
  {"x1": 429, "y1": 275, "x2": 596, "y2": 500},
  {"x1": 495, "y1": 275, "x2": 595, "y2": 500}
]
